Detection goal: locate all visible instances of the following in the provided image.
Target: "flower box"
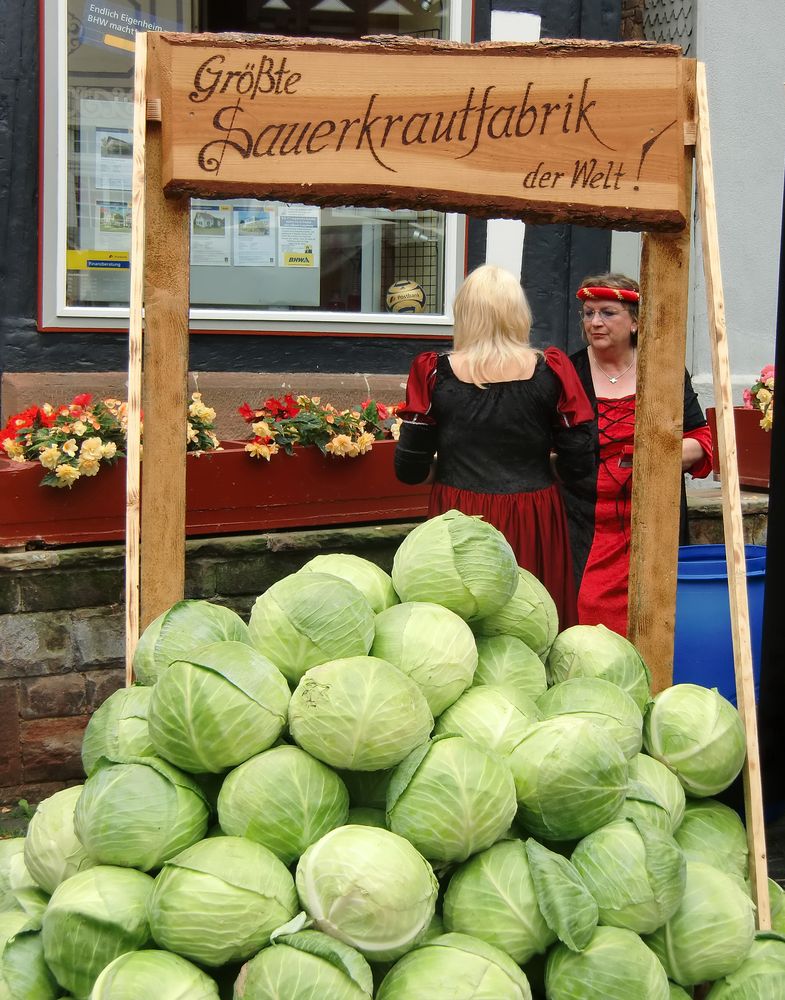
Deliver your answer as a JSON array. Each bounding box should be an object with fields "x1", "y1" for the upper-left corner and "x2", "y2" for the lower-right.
[
  {"x1": 706, "y1": 407, "x2": 771, "y2": 491},
  {"x1": 0, "y1": 440, "x2": 430, "y2": 548}
]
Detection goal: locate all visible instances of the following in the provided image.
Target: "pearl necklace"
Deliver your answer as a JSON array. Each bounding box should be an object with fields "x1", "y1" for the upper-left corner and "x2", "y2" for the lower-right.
[{"x1": 591, "y1": 348, "x2": 636, "y2": 384}]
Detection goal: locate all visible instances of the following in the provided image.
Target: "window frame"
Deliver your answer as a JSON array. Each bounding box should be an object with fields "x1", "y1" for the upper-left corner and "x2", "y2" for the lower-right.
[{"x1": 38, "y1": 0, "x2": 470, "y2": 335}]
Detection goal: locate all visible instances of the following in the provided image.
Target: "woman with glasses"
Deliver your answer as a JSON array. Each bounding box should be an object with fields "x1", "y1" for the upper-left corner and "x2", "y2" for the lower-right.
[
  {"x1": 563, "y1": 272, "x2": 713, "y2": 637},
  {"x1": 394, "y1": 264, "x2": 597, "y2": 629}
]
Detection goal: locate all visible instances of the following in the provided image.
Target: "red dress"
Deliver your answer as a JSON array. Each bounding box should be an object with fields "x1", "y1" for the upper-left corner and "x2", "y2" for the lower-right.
[
  {"x1": 576, "y1": 395, "x2": 636, "y2": 635},
  {"x1": 395, "y1": 349, "x2": 597, "y2": 630},
  {"x1": 576, "y1": 394, "x2": 714, "y2": 636}
]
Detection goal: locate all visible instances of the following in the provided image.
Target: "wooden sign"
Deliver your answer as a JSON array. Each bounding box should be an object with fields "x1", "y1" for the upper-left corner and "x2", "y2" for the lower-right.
[{"x1": 153, "y1": 34, "x2": 689, "y2": 232}]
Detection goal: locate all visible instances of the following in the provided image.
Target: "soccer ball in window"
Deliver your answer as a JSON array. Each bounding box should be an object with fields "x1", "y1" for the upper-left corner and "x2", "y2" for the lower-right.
[{"x1": 386, "y1": 279, "x2": 426, "y2": 314}]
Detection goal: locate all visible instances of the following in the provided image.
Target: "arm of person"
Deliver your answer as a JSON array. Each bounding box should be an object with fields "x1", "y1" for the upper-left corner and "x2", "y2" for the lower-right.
[
  {"x1": 394, "y1": 352, "x2": 439, "y2": 485},
  {"x1": 681, "y1": 370, "x2": 714, "y2": 478},
  {"x1": 394, "y1": 421, "x2": 437, "y2": 484},
  {"x1": 544, "y1": 346, "x2": 598, "y2": 486}
]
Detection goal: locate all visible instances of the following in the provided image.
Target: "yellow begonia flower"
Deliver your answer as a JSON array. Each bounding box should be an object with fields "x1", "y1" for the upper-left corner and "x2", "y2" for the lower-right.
[
  {"x1": 187, "y1": 423, "x2": 199, "y2": 443},
  {"x1": 326, "y1": 434, "x2": 358, "y2": 457},
  {"x1": 101, "y1": 442, "x2": 117, "y2": 459},
  {"x1": 356, "y1": 432, "x2": 375, "y2": 455},
  {"x1": 252, "y1": 421, "x2": 272, "y2": 439},
  {"x1": 39, "y1": 445, "x2": 61, "y2": 469},
  {"x1": 72, "y1": 420, "x2": 88, "y2": 437},
  {"x1": 756, "y1": 388, "x2": 772, "y2": 408},
  {"x1": 80, "y1": 436, "x2": 103, "y2": 460},
  {"x1": 54, "y1": 464, "x2": 81, "y2": 487},
  {"x1": 3, "y1": 439, "x2": 25, "y2": 459},
  {"x1": 78, "y1": 456, "x2": 101, "y2": 476},
  {"x1": 391, "y1": 418, "x2": 402, "y2": 441},
  {"x1": 761, "y1": 407, "x2": 773, "y2": 431},
  {"x1": 765, "y1": 377, "x2": 775, "y2": 390},
  {"x1": 61, "y1": 438, "x2": 78, "y2": 458},
  {"x1": 245, "y1": 440, "x2": 279, "y2": 460}
]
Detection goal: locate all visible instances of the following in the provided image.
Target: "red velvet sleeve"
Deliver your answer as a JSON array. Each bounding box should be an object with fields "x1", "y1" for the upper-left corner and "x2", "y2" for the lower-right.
[
  {"x1": 684, "y1": 424, "x2": 714, "y2": 479},
  {"x1": 398, "y1": 351, "x2": 439, "y2": 424},
  {"x1": 543, "y1": 347, "x2": 596, "y2": 427}
]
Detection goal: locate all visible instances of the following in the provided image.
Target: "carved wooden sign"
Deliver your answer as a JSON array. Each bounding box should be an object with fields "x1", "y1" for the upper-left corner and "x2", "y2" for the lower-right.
[{"x1": 152, "y1": 34, "x2": 690, "y2": 231}]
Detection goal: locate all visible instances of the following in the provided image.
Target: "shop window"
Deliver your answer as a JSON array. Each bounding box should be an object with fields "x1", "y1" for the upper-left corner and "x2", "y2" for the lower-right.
[{"x1": 40, "y1": 0, "x2": 467, "y2": 332}]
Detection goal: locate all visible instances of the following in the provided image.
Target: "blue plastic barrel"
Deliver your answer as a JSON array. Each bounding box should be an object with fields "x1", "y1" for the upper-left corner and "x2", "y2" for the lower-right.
[{"x1": 673, "y1": 544, "x2": 766, "y2": 705}]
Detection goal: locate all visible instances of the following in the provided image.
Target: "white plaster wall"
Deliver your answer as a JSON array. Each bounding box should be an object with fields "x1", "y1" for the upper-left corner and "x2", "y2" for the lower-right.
[{"x1": 690, "y1": 0, "x2": 785, "y2": 408}]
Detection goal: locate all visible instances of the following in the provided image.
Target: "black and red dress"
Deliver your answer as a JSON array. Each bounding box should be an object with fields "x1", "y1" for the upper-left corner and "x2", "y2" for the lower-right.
[
  {"x1": 563, "y1": 347, "x2": 714, "y2": 636},
  {"x1": 394, "y1": 348, "x2": 597, "y2": 628}
]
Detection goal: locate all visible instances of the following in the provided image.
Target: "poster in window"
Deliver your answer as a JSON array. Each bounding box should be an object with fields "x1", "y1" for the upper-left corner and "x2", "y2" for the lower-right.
[
  {"x1": 279, "y1": 204, "x2": 320, "y2": 268},
  {"x1": 94, "y1": 127, "x2": 133, "y2": 190},
  {"x1": 191, "y1": 202, "x2": 232, "y2": 266},
  {"x1": 232, "y1": 203, "x2": 277, "y2": 267},
  {"x1": 95, "y1": 199, "x2": 132, "y2": 249}
]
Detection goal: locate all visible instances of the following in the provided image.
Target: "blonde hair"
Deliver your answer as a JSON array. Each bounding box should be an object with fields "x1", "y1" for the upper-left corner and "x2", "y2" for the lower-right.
[{"x1": 452, "y1": 265, "x2": 535, "y2": 387}]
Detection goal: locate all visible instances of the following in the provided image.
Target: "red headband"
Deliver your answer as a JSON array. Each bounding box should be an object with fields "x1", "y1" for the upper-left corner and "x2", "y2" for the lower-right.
[{"x1": 576, "y1": 286, "x2": 640, "y2": 304}]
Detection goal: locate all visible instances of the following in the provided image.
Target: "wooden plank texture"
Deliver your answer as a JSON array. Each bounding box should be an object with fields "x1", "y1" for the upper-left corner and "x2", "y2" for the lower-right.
[
  {"x1": 694, "y1": 61, "x2": 770, "y2": 928},
  {"x1": 140, "y1": 34, "x2": 191, "y2": 630},
  {"x1": 154, "y1": 34, "x2": 687, "y2": 231},
  {"x1": 125, "y1": 32, "x2": 147, "y2": 681},
  {"x1": 627, "y1": 59, "x2": 696, "y2": 688}
]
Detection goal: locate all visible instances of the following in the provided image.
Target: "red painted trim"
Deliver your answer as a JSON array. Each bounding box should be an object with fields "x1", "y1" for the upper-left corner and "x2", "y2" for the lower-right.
[
  {"x1": 37, "y1": 323, "x2": 452, "y2": 339},
  {"x1": 36, "y1": 8, "x2": 47, "y2": 331}
]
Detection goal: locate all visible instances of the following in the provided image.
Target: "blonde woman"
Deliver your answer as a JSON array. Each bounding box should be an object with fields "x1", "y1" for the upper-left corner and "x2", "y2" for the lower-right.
[{"x1": 395, "y1": 264, "x2": 596, "y2": 627}]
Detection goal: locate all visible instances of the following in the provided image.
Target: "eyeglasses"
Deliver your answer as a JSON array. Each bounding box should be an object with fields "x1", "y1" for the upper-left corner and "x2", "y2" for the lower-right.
[{"x1": 581, "y1": 307, "x2": 629, "y2": 323}]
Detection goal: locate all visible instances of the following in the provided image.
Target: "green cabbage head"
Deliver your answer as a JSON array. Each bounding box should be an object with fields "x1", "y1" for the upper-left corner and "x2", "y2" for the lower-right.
[
  {"x1": 545, "y1": 624, "x2": 652, "y2": 711},
  {"x1": 387, "y1": 735, "x2": 517, "y2": 863},
  {"x1": 41, "y1": 865, "x2": 154, "y2": 998},
  {"x1": 674, "y1": 798, "x2": 749, "y2": 880},
  {"x1": 217, "y1": 744, "x2": 349, "y2": 865},
  {"x1": 0, "y1": 910, "x2": 60, "y2": 1000},
  {"x1": 705, "y1": 931, "x2": 785, "y2": 999},
  {"x1": 508, "y1": 716, "x2": 628, "y2": 841},
  {"x1": 24, "y1": 785, "x2": 95, "y2": 895},
  {"x1": 391, "y1": 510, "x2": 519, "y2": 621},
  {"x1": 434, "y1": 685, "x2": 541, "y2": 756},
  {"x1": 472, "y1": 635, "x2": 548, "y2": 698},
  {"x1": 617, "y1": 753, "x2": 686, "y2": 834},
  {"x1": 91, "y1": 950, "x2": 220, "y2": 999},
  {"x1": 371, "y1": 601, "x2": 478, "y2": 716},
  {"x1": 644, "y1": 861, "x2": 756, "y2": 987},
  {"x1": 288, "y1": 656, "x2": 433, "y2": 771},
  {"x1": 133, "y1": 599, "x2": 251, "y2": 685},
  {"x1": 643, "y1": 684, "x2": 747, "y2": 797},
  {"x1": 537, "y1": 676, "x2": 643, "y2": 759},
  {"x1": 74, "y1": 756, "x2": 209, "y2": 871},
  {"x1": 545, "y1": 925, "x2": 670, "y2": 1000},
  {"x1": 295, "y1": 825, "x2": 438, "y2": 962},
  {"x1": 570, "y1": 818, "x2": 686, "y2": 934},
  {"x1": 148, "y1": 640, "x2": 290, "y2": 773},
  {"x1": 443, "y1": 839, "x2": 556, "y2": 964},
  {"x1": 473, "y1": 567, "x2": 559, "y2": 658},
  {"x1": 147, "y1": 836, "x2": 299, "y2": 967},
  {"x1": 81, "y1": 685, "x2": 154, "y2": 776},
  {"x1": 234, "y1": 928, "x2": 374, "y2": 1000},
  {"x1": 248, "y1": 573, "x2": 375, "y2": 685},
  {"x1": 299, "y1": 553, "x2": 398, "y2": 614},
  {"x1": 376, "y1": 932, "x2": 532, "y2": 1000}
]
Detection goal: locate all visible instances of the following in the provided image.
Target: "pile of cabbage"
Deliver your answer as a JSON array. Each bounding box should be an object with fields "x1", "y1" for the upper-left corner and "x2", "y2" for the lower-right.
[{"x1": 2, "y1": 508, "x2": 784, "y2": 1000}]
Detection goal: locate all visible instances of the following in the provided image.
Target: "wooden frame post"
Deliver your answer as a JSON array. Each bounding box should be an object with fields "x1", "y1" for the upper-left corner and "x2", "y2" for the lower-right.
[
  {"x1": 694, "y1": 61, "x2": 770, "y2": 928},
  {"x1": 139, "y1": 34, "x2": 191, "y2": 631},
  {"x1": 627, "y1": 59, "x2": 696, "y2": 690}
]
